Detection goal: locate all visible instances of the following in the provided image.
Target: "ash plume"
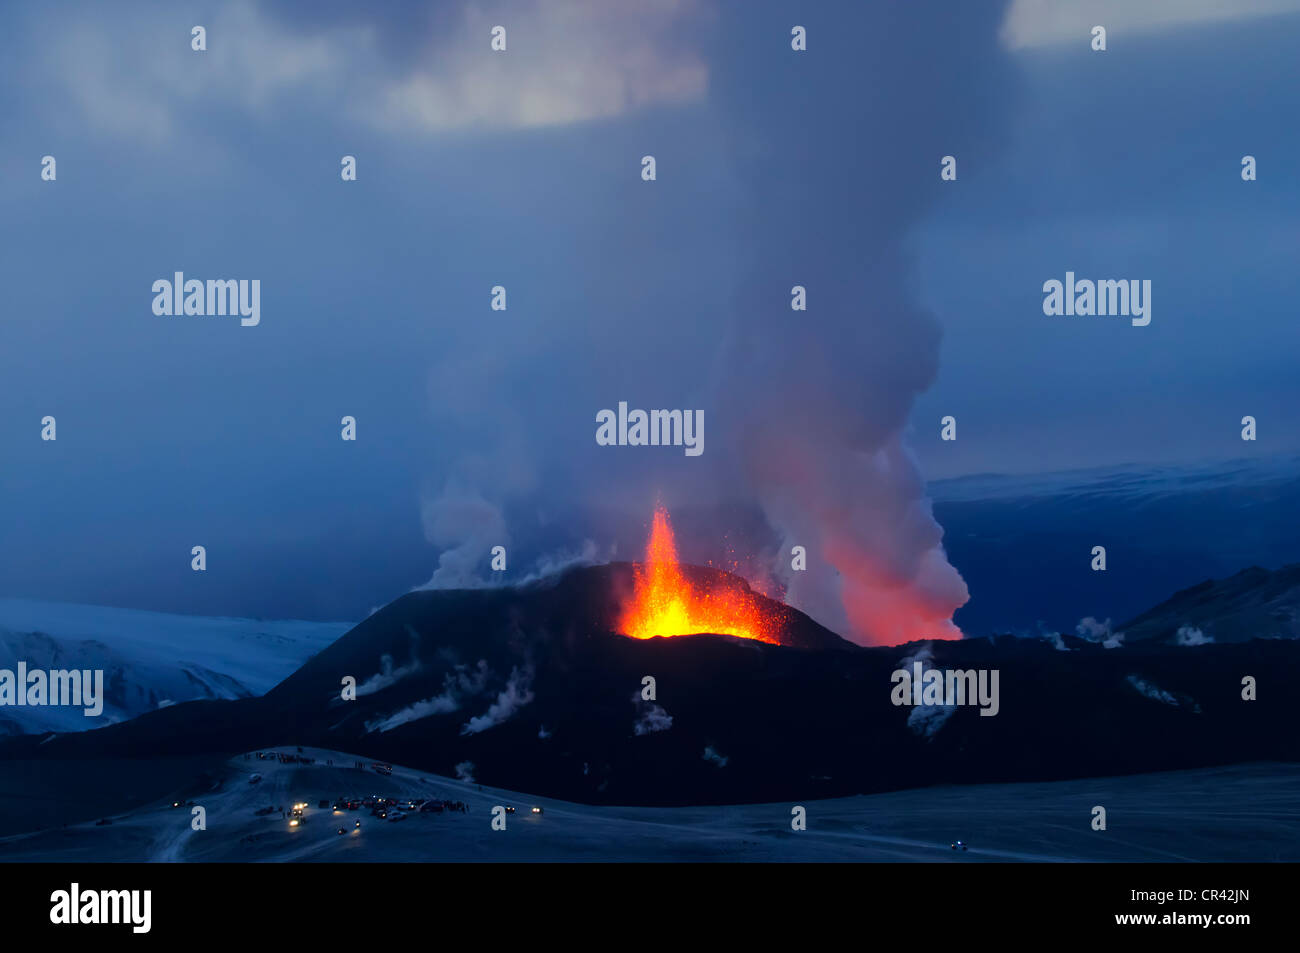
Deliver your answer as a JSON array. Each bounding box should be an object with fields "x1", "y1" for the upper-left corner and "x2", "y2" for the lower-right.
[
  {"x1": 407, "y1": 1, "x2": 1017, "y2": 647},
  {"x1": 708, "y1": 0, "x2": 1017, "y2": 645}
]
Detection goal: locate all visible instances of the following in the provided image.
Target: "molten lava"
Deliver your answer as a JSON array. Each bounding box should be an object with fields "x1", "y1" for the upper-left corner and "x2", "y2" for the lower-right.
[{"x1": 620, "y1": 505, "x2": 781, "y2": 643}]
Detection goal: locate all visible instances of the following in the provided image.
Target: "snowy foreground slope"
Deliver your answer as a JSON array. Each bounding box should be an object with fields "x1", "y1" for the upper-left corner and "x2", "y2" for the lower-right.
[
  {"x1": 0, "y1": 599, "x2": 351, "y2": 735},
  {"x1": 0, "y1": 746, "x2": 1294, "y2": 862}
]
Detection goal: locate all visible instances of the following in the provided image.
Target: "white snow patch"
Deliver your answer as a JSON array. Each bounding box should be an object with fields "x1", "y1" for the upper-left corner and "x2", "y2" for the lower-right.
[{"x1": 0, "y1": 599, "x2": 349, "y2": 734}]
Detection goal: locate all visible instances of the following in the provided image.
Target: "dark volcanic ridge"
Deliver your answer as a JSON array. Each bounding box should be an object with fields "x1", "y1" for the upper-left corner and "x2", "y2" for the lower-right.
[
  {"x1": 1119, "y1": 563, "x2": 1300, "y2": 643},
  {"x1": 2, "y1": 563, "x2": 1297, "y2": 806}
]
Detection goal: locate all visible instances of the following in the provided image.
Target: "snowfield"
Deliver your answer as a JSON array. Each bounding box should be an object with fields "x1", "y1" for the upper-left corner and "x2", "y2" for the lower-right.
[
  {"x1": 0, "y1": 599, "x2": 351, "y2": 735},
  {"x1": 0, "y1": 747, "x2": 1294, "y2": 862}
]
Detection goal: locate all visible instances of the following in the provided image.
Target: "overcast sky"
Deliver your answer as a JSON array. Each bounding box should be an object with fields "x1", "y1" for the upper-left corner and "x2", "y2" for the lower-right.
[{"x1": 1, "y1": 0, "x2": 1296, "y2": 622}]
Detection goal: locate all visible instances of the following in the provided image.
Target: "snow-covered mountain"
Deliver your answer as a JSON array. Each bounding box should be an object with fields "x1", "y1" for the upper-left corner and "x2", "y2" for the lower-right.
[
  {"x1": 0, "y1": 599, "x2": 351, "y2": 735},
  {"x1": 930, "y1": 454, "x2": 1300, "y2": 638}
]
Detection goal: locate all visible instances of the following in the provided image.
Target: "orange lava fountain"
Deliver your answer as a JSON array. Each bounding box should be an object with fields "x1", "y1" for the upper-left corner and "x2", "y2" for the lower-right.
[{"x1": 619, "y1": 505, "x2": 781, "y2": 643}]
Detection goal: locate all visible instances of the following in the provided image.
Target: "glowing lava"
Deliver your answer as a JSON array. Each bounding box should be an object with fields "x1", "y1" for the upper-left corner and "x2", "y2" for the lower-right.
[{"x1": 620, "y1": 505, "x2": 781, "y2": 643}]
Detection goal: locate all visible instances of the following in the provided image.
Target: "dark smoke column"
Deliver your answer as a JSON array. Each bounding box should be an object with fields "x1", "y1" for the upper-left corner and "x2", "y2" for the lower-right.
[{"x1": 708, "y1": 1, "x2": 1016, "y2": 645}]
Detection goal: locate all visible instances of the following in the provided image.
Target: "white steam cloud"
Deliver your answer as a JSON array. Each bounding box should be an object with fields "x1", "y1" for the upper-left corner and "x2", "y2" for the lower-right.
[
  {"x1": 897, "y1": 644, "x2": 958, "y2": 739},
  {"x1": 631, "y1": 691, "x2": 673, "y2": 736},
  {"x1": 461, "y1": 664, "x2": 536, "y2": 735},
  {"x1": 356, "y1": 626, "x2": 428, "y2": 696},
  {"x1": 1077, "y1": 616, "x2": 1126, "y2": 648},
  {"x1": 419, "y1": 485, "x2": 509, "y2": 590},
  {"x1": 1126, "y1": 674, "x2": 1200, "y2": 711},
  {"x1": 516, "y1": 540, "x2": 612, "y2": 586},
  {"x1": 364, "y1": 659, "x2": 492, "y2": 733},
  {"x1": 1175, "y1": 625, "x2": 1214, "y2": 646}
]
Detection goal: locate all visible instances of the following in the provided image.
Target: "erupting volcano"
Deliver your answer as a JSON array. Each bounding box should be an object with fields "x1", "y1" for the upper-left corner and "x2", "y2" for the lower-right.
[{"x1": 619, "y1": 505, "x2": 782, "y2": 643}]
